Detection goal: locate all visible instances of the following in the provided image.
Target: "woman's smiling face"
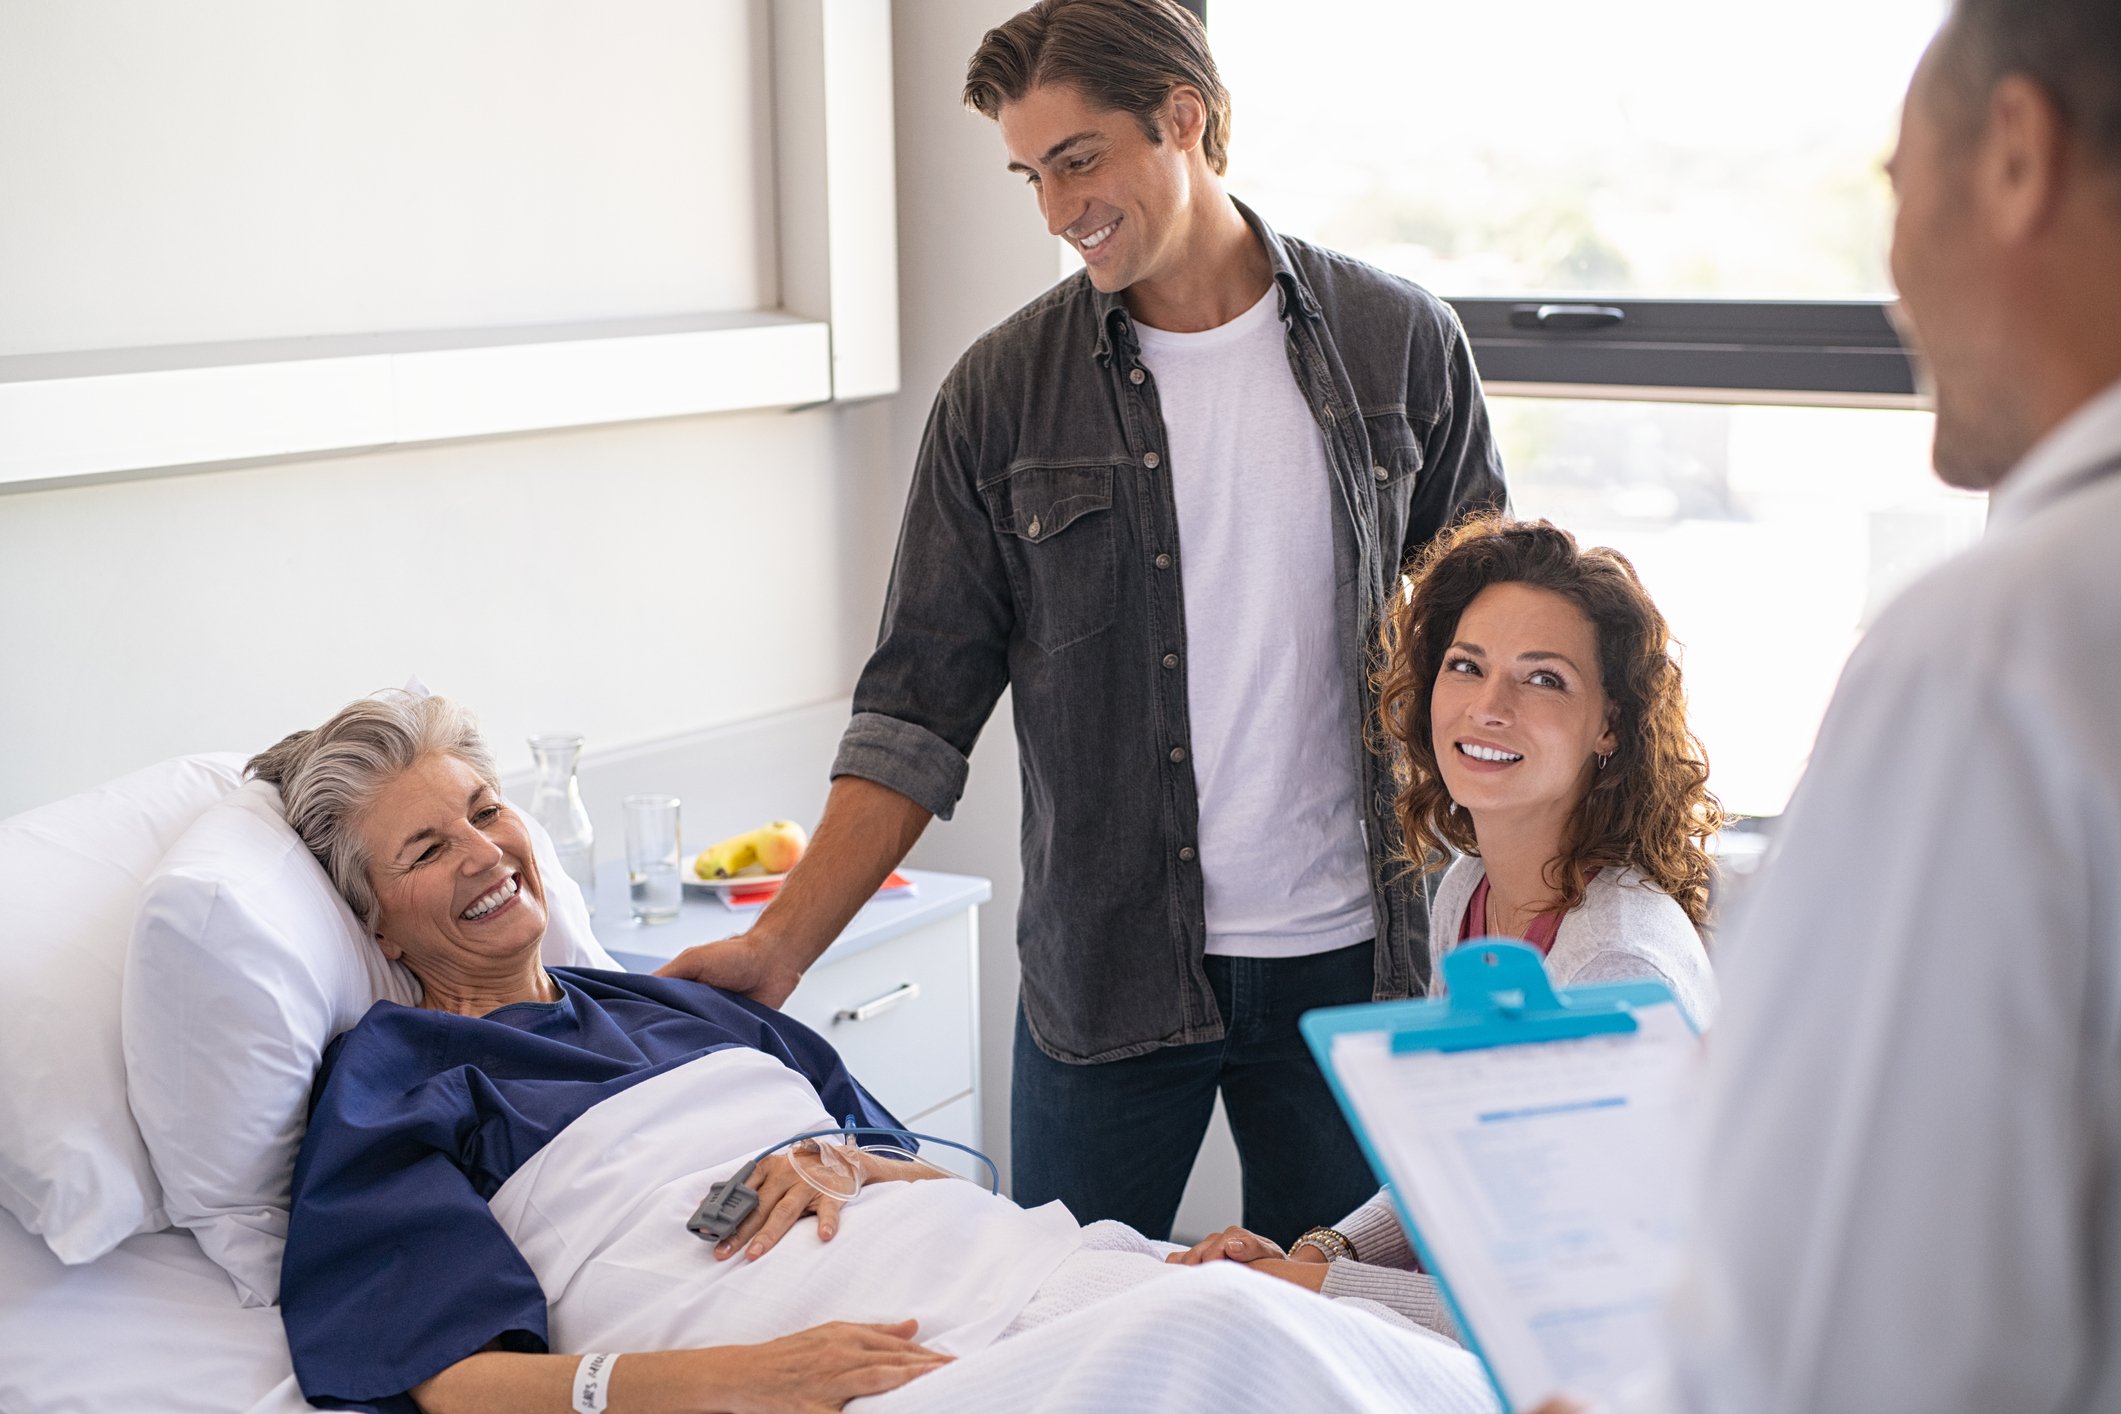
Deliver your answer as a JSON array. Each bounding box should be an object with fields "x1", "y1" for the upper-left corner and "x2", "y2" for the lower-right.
[
  {"x1": 1431, "y1": 582, "x2": 1618, "y2": 831},
  {"x1": 356, "y1": 752, "x2": 548, "y2": 983}
]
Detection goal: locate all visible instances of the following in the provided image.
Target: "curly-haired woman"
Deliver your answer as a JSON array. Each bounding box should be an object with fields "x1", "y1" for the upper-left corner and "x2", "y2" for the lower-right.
[{"x1": 1170, "y1": 513, "x2": 1724, "y2": 1338}]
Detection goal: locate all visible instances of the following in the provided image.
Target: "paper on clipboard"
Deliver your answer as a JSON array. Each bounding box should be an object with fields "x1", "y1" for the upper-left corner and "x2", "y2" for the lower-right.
[{"x1": 1332, "y1": 1002, "x2": 1699, "y2": 1406}]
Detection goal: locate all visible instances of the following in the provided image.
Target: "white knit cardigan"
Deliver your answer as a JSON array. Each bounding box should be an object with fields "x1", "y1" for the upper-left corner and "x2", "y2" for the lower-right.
[
  {"x1": 1424, "y1": 852, "x2": 1718, "y2": 1028},
  {"x1": 1316, "y1": 853, "x2": 1716, "y2": 1336}
]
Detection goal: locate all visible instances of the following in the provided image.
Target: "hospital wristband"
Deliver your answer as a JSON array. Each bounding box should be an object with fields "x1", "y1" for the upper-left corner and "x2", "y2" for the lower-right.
[{"x1": 572, "y1": 1351, "x2": 616, "y2": 1413}]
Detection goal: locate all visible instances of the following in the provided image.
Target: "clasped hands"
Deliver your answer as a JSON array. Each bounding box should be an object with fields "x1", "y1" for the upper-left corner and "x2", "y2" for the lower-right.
[
  {"x1": 1162, "y1": 1224, "x2": 1330, "y2": 1293},
  {"x1": 711, "y1": 1142, "x2": 954, "y2": 1264},
  {"x1": 1166, "y1": 1228, "x2": 1589, "y2": 1414}
]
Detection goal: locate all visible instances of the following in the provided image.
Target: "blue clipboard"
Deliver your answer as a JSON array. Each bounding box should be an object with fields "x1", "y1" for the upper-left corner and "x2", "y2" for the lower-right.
[{"x1": 1299, "y1": 939, "x2": 1695, "y2": 1410}]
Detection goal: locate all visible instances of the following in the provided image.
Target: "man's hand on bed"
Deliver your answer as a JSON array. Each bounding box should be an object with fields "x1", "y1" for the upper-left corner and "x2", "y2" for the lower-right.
[
  {"x1": 697, "y1": 1319, "x2": 951, "y2": 1412},
  {"x1": 656, "y1": 932, "x2": 807, "y2": 1009},
  {"x1": 713, "y1": 1147, "x2": 955, "y2": 1262}
]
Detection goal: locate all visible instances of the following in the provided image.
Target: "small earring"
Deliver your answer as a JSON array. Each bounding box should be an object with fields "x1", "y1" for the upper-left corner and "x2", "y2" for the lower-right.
[
  {"x1": 1596, "y1": 753, "x2": 1611, "y2": 770},
  {"x1": 1447, "y1": 799, "x2": 1460, "y2": 815}
]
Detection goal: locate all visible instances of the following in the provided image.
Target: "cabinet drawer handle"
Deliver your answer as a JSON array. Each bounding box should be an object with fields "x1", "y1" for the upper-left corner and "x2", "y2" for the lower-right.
[{"x1": 834, "y1": 982, "x2": 919, "y2": 1024}]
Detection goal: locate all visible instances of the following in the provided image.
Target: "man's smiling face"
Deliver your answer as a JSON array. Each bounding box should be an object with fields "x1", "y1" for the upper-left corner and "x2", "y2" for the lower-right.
[{"x1": 999, "y1": 81, "x2": 1199, "y2": 295}]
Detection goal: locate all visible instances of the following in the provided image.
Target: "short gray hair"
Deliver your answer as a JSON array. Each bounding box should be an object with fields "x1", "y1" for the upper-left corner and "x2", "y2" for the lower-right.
[{"x1": 247, "y1": 691, "x2": 501, "y2": 929}]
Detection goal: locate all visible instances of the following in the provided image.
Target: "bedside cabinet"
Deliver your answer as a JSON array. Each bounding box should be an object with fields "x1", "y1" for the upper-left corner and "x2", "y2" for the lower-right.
[{"x1": 591, "y1": 865, "x2": 991, "y2": 1181}]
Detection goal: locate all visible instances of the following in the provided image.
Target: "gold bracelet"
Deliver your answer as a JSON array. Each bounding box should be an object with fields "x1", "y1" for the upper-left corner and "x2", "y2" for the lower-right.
[{"x1": 1291, "y1": 1226, "x2": 1355, "y2": 1262}]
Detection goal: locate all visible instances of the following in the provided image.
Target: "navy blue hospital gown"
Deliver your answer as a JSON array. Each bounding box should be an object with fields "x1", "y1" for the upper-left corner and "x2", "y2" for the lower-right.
[{"x1": 281, "y1": 967, "x2": 900, "y2": 1413}]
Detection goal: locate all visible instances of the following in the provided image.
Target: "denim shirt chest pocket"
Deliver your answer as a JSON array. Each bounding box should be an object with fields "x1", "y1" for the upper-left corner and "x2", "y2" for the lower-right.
[
  {"x1": 1364, "y1": 410, "x2": 1429, "y2": 571},
  {"x1": 979, "y1": 459, "x2": 1120, "y2": 653}
]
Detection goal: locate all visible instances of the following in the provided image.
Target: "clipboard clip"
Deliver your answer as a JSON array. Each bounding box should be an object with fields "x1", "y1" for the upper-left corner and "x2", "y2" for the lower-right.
[{"x1": 1391, "y1": 939, "x2": 1641, "y2": 1053}]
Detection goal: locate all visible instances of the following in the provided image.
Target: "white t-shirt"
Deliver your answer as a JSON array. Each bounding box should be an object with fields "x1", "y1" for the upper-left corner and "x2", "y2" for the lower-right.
[{"x1": 1134, "y1": 286, "x2": 1373, "y2": 959}]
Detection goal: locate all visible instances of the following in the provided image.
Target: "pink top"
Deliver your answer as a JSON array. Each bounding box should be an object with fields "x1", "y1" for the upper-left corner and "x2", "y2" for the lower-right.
[{"x1": 1458, "y1": 870, "x2": 1599, "y2": 957}]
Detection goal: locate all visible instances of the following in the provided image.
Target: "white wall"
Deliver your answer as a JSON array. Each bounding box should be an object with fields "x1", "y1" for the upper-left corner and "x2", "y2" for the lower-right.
[
  {"x1": 0, "y1": 0, "x2": 860, "y2": 819},
  {"x1": 0, "y1": 0, "x2": 774, "y2": 356},
  {"x1": 0, "y1": 407, "x2": 870, "y2": 816}
]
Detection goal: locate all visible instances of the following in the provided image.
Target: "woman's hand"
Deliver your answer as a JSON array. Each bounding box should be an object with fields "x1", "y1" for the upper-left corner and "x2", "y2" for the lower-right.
[
  {"x1": 1162, "y1": 1229, "x2": 1330, "y2": 1292},
  {"x1": 1164, "y1": 1225, "x2": 1288, "y2": 1266},
  {"x1": 1164, "y1": 1225, "x2": 1287, "y2": 1266},
  {"x1": 689, "y1": 1320, "x2": 951, "y2": 1414},
  {"x1": 714, "y1": 1146, "x2": 954, "y2": 1263},
  {"x1": 1240, "y1": 1257, "x2": 1330, "y2": 1292}
]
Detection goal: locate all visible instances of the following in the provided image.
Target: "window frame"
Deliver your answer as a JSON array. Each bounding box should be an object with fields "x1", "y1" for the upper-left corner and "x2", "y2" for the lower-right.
[
  {"x1": 1449, "y1": 297, "x2": 1921, "y2": 408},
  {"x1": 1194, "y1": 0, "x2": 1927, "y2": 413}
]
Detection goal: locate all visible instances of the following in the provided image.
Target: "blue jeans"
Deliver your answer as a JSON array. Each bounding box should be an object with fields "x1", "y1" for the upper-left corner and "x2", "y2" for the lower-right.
[{"x1": 1010, "y1": 940, "x2": 1380, "y2": 1248}]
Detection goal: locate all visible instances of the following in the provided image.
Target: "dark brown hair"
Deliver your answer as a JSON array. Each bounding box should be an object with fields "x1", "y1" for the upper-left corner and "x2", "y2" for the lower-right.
[
  {"x1": 1376, "y1": 514, "x2": 1726, "y2": 929},
  {"x1": 964, "y1": 0, "x2": 1232, "y2": 176}
]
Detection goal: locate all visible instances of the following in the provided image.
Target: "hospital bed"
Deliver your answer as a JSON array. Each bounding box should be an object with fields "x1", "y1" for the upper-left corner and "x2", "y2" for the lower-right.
[
  {"x1": 0, "y1": 753, "x2": 610, "y2": 1413},
  {"x1": 0, "y1": 755, "x2": 1497, "y2": 1414}
]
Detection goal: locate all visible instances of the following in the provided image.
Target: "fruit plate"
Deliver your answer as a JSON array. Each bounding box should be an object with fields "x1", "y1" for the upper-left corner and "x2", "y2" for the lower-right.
[{"x1": 680, "y1": 857, "x2": 791, "y2": 891}]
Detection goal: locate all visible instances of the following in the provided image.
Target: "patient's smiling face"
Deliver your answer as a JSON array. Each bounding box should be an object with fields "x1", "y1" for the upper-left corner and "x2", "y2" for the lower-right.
[
  {"x1": 356, "y1": 753, "x2": 549, "y2": 991},
  {"x1": 1431, "y1": 582, "x2": 1617, "y2": 834}
]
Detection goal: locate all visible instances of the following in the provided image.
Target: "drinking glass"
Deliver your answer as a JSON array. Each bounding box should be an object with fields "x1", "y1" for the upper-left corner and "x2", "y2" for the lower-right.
[{"x1": 623, "y1": 794, "x2": 683, "y2": 924}]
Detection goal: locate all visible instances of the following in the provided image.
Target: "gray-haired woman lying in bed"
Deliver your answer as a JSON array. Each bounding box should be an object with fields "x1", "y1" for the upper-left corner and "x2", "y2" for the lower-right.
[{"x1": 262, "y1": 691, "x2": 1497, "y2": 1414}]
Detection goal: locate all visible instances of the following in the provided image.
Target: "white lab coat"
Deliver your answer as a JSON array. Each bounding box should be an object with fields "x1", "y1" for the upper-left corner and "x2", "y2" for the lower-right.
[{"x1": 1659, "y1": 379, "x2": 2121, "y2": 1412}]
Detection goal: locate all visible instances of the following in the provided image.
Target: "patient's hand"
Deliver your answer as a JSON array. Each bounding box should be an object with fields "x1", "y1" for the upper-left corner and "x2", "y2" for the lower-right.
[
  {"x1": 698, "y1": 1318, "x2": 950, "y2": 1413},
  {"x1": 1165, "y1": 1225, "x2": 1287, "y2": 1267},
  {"x1": 714, "y1": 1146, "x2": 954, "y2": 1263},
  {"x1": 657, "y1": 932, "x2": 806, "y2": 1009}
]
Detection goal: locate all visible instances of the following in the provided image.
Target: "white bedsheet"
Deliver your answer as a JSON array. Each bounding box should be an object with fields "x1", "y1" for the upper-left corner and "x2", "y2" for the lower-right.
[
  {"x1": 0, "y1": 1204, "x2": 306, "y2": 1414},
  {"x1": 495, "y1": 1048, "x2": 1501, "y2": 1413},
  {"x1": 3, "y1": 1043, "x2": 1500, "y2": 1414},
  {"x1": 490, "y1": 1046, "x2": 1084, "y2": 1358},
  {"x1": 867, "y1": 1252, "x2": 1501, "y2": 1414}
]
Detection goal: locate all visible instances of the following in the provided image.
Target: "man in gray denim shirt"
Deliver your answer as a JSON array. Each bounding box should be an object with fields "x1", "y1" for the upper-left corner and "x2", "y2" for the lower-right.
[{"x1": 661, "y1": 0, "x2": 1504, "y2": 1245}]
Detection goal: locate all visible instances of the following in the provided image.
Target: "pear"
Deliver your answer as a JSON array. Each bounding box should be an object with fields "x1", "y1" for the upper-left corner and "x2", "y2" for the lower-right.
[{"x1": 695, "y1": 819, "x2": 809, "y2": 879}]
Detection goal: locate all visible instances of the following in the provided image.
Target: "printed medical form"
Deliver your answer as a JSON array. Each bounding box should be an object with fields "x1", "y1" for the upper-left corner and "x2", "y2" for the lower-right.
[{"x1": 1329, "y1": 1000, "x2": 1702, "y2": 1408}]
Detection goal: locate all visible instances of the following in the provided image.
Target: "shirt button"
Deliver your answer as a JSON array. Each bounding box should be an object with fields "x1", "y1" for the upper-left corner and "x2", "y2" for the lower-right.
[
  {"x1": 1129, "y1": 367, "x2": 1146, "y2": 385},
  {"x1": 1179, "y1": 846, "x2": 1197, "y2": 862},
  {"x1": 1372, "y1": 464, "x2": 1390, "y2": 483},
  {"x1": 1143, "y1": 451, "x2": 1161, "y2": 469},
  {"x1": 1155, "y1": 553, "x2": 1173, "y2": 570},
  {"x1": 1026, "y1": 516, "x2": 1042, "y2": 539},
  {"x1": 1162, "y1": 652, "x2": 1178, "y2": 669},
  {"x1": 1169, "y1": 746, "x2": 1187, "y2": 764}
]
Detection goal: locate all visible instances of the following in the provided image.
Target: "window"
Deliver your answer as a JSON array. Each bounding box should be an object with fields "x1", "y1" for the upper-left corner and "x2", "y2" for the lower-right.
[
  {"x1": 1485, "y1": 398, "x2": 1981, "y2": 817},
  {"x1": 1206, "y1": 0, "x2": 1976, "y2": 819}
]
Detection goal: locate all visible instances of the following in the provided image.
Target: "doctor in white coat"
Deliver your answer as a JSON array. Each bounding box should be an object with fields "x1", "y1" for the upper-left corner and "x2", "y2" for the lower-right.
[{"x1": 1536, "y1": 0, "x2": 2121, "y2": 1409}]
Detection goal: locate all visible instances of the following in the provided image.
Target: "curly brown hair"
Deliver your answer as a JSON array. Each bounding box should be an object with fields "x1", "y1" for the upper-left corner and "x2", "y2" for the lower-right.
[{"x1": 1376, "y1": 513, "x2": 1726, "y2": 929}]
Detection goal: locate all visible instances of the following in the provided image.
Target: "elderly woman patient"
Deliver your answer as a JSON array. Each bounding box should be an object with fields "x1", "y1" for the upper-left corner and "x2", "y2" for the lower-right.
[{"x1": 257, "y1": 692, "x2": 1498, "y2": 1414}]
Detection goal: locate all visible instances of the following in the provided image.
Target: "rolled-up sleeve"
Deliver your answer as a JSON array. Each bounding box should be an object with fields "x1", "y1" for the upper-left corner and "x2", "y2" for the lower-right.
[
  {"x1": 831, "y1": 711, "x2": 974, "y2": 824},
  {"x1": 831, "y1": 380, "x2": 1014, "y2": 823}
]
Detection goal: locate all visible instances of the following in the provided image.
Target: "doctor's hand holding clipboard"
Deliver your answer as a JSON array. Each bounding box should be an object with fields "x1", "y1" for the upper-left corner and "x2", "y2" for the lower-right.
[{"x1": 1303, "y1": 941, "x2": 1707, "y2": 1414}]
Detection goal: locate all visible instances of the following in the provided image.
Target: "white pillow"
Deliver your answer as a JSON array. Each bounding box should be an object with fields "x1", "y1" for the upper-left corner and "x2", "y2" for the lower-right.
[
  {"x1": 123, "y1": 779, "x2": 616, "y2": 1307},
  {"x1": 0, "y1": 753, "x2": 247, "y2": 1264}
]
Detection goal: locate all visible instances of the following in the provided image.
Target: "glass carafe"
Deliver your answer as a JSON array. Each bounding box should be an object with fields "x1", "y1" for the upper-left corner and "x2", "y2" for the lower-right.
[{"x1": 528, "y1": 733, "x2": 597, "y2": 916}]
